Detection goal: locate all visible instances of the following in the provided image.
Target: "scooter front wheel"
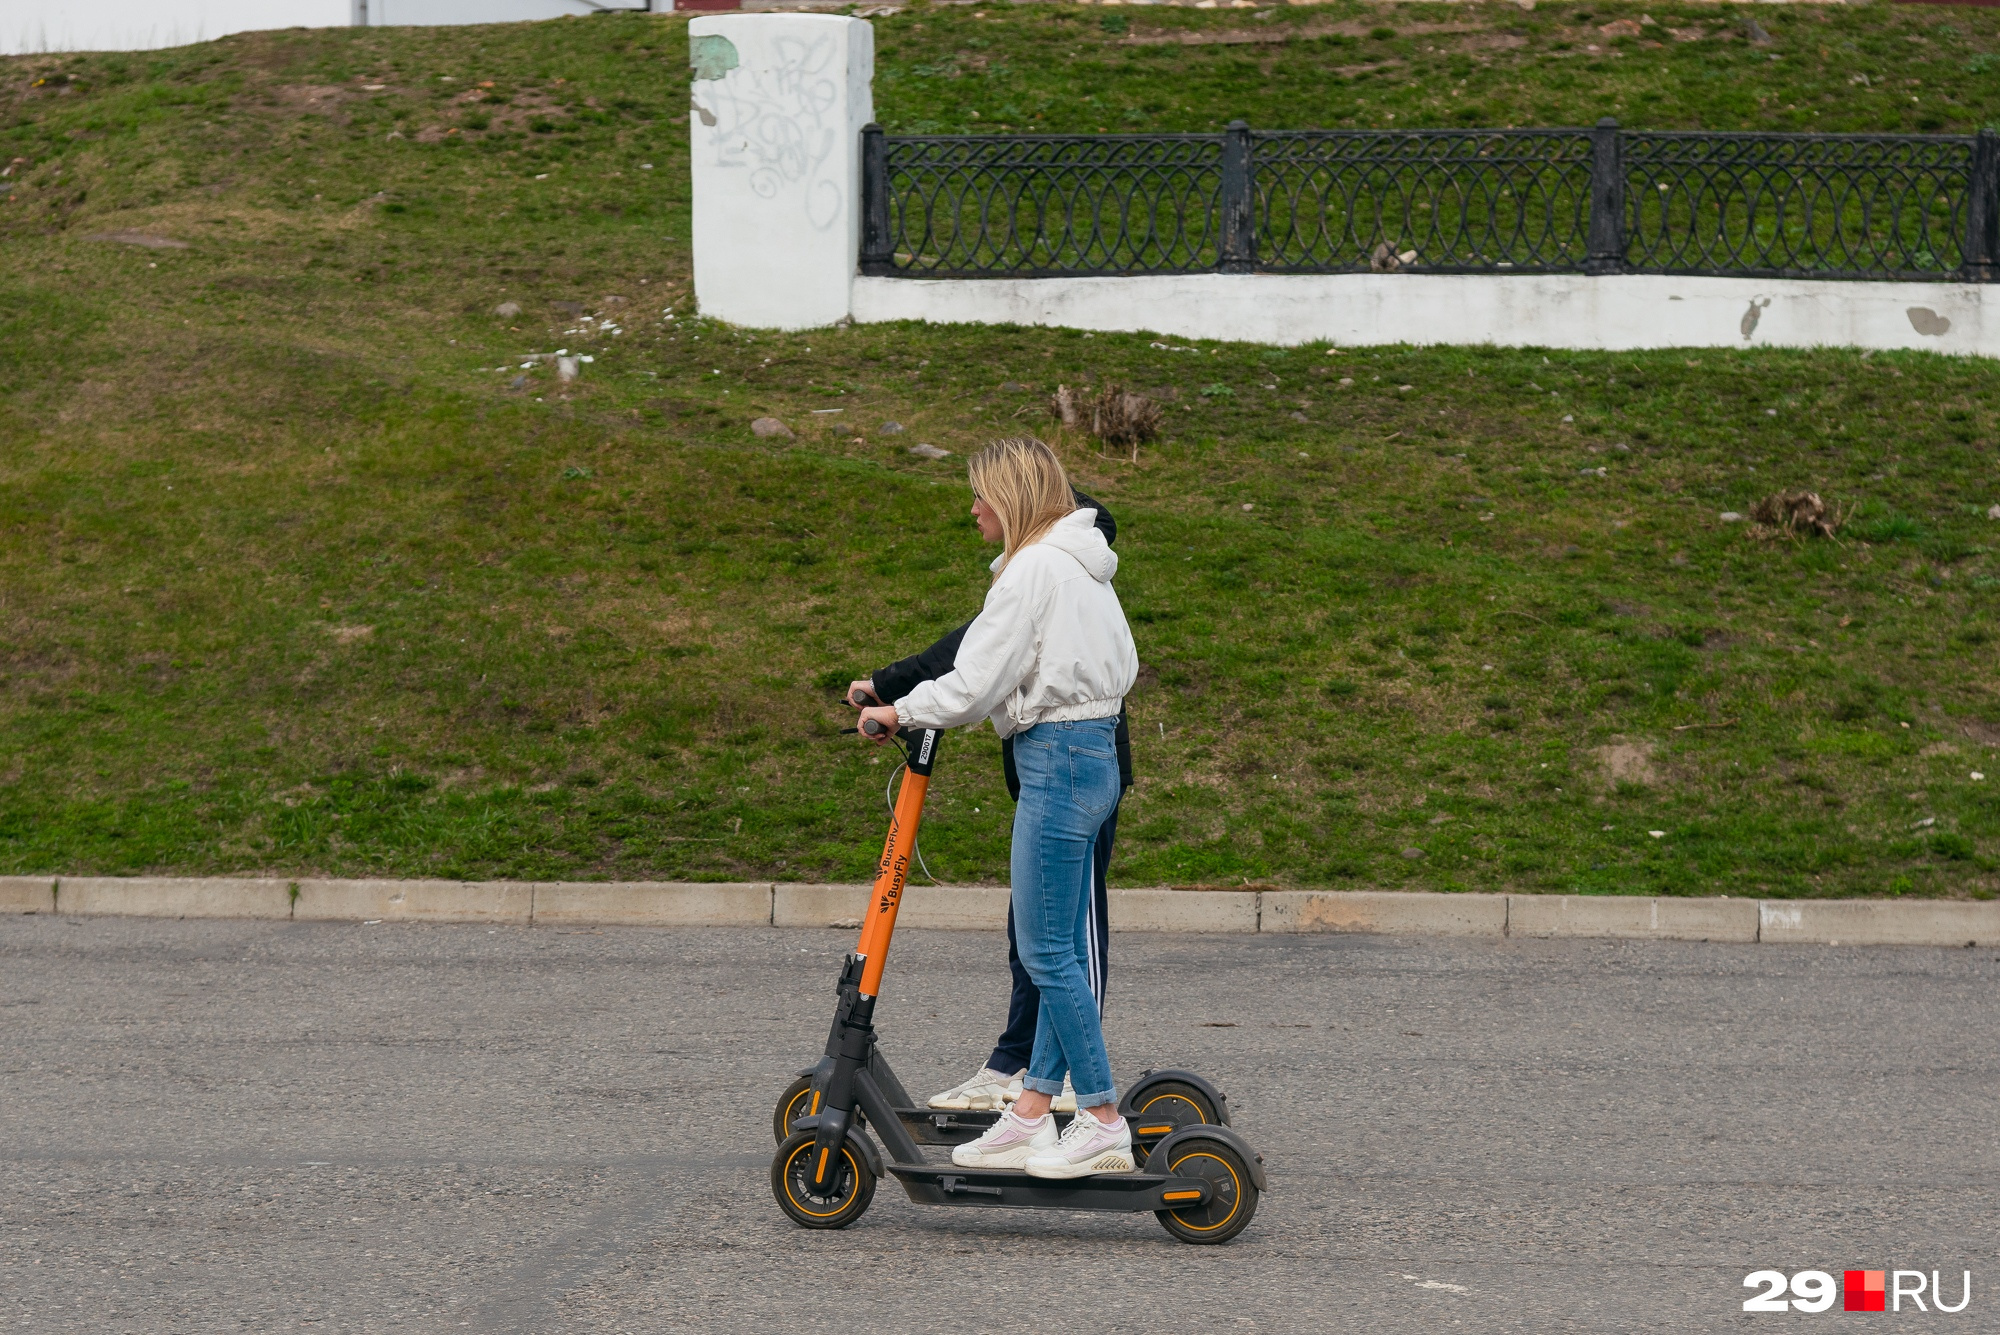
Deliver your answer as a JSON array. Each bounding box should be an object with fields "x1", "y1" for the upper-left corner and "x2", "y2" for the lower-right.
[
  {"x1": 774, "y1": 1076, "x2": 869, "y2": 1143},
  {"x1": 771, "y1": 1130, "x2": 876, "y2": 1230}
]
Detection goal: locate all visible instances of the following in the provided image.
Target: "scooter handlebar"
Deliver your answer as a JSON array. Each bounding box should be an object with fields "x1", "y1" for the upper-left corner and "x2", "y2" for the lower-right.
[
  {"x1": 839, "y1": 720, "x2": 909, "y2": 738},
  {"x1": 839, "y1": 719, "x2": 931, "y2": 743}
]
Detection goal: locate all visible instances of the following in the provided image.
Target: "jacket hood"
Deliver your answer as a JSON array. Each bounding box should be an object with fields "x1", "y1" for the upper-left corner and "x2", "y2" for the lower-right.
[{"x1": 1034, "y1": 506, "x2": 1118, "y2": 581}]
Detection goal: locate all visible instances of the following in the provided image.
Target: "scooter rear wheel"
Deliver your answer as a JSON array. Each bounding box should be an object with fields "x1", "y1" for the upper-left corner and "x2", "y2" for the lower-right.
[
  {"x1": 773, "y1": 1076, "x2": 818, "y2": 1143},
  {"x1": 1132, "y1": 1078, "x2": 1221, "y2": 1126},
  {"x1": 1129, "y1": 1079, "x2": 1222, "y2": 1160},
  {"x1": 1152, "y1": 1134, "x2": 1259, "y2": 1245},
  {"x1": 771, "y1": 1130, "x2": 876, "y2": 1230}
]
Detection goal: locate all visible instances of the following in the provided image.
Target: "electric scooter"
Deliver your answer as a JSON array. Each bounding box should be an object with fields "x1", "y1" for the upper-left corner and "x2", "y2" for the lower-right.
[{"x1": 768, "y1": 719, "x2": 1265, "y2": 1243}]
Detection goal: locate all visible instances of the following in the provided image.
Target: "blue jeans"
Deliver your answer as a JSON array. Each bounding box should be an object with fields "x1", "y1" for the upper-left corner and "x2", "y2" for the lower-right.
[
  {"x1": 988, "y1": 802, "x2": 1114, "y2": 1075},
  {"x1": 1009, "y1": 717, "x2": 1121, "y2": 1108}
]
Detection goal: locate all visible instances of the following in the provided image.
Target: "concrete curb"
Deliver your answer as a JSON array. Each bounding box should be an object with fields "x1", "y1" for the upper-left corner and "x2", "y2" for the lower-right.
[
  {"x1": 7, "y1": 877, "x2": 1997, "y2": 948},
  {"x1": 536, "y1": 881, "x2": 772, "y2": 928},
  {"x1": 1757, "y1": 897, "x2": 2000, "y2": 947},
  {"x1": 772, "y1": 884, "x2": 1016, "y2": 930},
  {"x1": 1262, "y1": 890, "x2": 1508, "y2": 937},
  {"x1": 1507, "y1": 894, "x2": 1760, "y2": 943},
  {"x1": 1110, "y1": 888, "x2": 1259, "y2": 934},
  {"x1": 293, "y1": 878, "x2": 532, "y2": 925},
  {"x1": 57, "y1": 877, "x2": 294, "y2": 920},
  {"x1": 1, "y1": 877, "x2": 55, "y2": 914},
  {"x1": 773, "y1": 883, "x2": 866, "y2": 928}
]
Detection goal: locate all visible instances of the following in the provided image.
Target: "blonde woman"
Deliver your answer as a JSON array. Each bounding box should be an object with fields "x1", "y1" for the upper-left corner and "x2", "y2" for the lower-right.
[
  {"x1": 848, "y1": 485, "x2": 1128, "y2": 1117},
  {"x1": 854, "y1": 438, "x2": 1141, "y2": 1178}
]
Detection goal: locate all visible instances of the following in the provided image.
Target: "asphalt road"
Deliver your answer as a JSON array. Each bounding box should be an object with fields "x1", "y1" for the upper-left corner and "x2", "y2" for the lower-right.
[{"x1": 2, "y1": 916, "x2": 1994, "y2": 1333}]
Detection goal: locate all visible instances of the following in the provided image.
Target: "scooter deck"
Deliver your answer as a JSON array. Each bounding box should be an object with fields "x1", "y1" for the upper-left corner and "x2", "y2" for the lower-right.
[{"x1": 886, "y1": 1161, "x2": 1214, "y2": 1213}]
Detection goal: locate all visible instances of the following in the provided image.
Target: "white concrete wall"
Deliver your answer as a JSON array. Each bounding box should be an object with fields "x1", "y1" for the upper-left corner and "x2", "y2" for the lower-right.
[
  {"x1": 5, "y1": 0, "x2": 349, "y2": 54},
  {"x1": 362, "y1": 0, "x2": 647, "y2": 25},
  {"x1": 850, "y1": 272, "x2": 2000, "y2": 357},
  {"x1": 2, "y1": 0, "x2": 649, "y2": 54},
  {"x1": 688, "y1": 13, "x2": 873, "y2": 331}
]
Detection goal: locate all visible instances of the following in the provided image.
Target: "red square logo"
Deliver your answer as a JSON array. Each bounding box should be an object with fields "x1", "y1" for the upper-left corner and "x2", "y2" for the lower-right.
[{"x1": 1844, "y1": 1270, "x2": 1886, "y2": 1312}]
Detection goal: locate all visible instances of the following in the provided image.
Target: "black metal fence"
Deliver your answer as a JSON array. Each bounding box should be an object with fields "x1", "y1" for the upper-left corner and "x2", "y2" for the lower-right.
[{"x1": 858, "y1": 119, "x2": 2000, "y2": 283}]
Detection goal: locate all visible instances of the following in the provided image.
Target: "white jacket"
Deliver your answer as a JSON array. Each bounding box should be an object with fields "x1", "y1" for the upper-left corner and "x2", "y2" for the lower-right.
[{"x1": 894, "y1": 508, "x2": 1139, "y2": 739}]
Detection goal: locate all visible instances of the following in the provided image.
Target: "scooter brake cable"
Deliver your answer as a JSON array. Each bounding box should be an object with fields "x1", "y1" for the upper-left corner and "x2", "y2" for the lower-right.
[{"x1": 884, "y1": 756, "x2": 941, "y2": 885}]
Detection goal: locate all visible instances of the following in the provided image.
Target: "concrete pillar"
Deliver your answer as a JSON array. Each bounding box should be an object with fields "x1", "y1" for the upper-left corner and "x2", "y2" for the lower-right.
[{"x1": 688, "y1": 14, "x2": 873, "y2": 330}]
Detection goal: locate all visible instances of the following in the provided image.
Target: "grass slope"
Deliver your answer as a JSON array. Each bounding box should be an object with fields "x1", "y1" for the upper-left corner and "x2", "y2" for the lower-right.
[{"x1": 1, "y1": 5, "x2": 1997, "y2": 896}]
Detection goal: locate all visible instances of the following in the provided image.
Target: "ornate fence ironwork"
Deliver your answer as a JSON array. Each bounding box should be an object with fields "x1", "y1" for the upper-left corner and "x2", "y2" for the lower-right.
[
  {"x1": 860, "y1": 130, "x2": 1225, "y2": 277},
  {"x1": 859, "y1": 120, "x2": 2000, "y2": 282},
  {"x1": 1252, "y1": 128, "x2": 1597, "y2": 274}
]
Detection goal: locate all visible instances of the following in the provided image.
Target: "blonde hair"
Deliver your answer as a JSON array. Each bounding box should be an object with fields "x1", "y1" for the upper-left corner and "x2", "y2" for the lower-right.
[{"x1": 968, "y1": 437, "x2": 1075, "y2": 574}]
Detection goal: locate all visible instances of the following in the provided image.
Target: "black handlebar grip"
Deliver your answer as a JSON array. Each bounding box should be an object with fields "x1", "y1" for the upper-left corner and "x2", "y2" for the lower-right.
[
  {"x1": 861, "y1": 718, "x2": 887, "y2": 737},
  {"x1": 849, "y1": 688, "x2": 873, "y2": 708}
]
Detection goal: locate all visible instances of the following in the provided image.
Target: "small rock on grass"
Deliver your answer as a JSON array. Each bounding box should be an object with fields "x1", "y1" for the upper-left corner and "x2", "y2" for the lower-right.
[
  {"x1": 493, "y1": 300, "x2": 521, "y2": 318},
  {"x1": 1400, "y1": 847, "x2": 1425, "y2": 860},
  {"x1": 880, "y1": 421, "x2": 905, "y2": 435},
  {"x1": 908, "y1": 442, "x2": 950, "y2": 460},
  {"x1": 1988, "y1": 503, "x2": 2000, "y2": 520},
  {"x1": 751, "y1": 417, "x2": 794, "y2": 439},
  {"x1": 1719, "y1": 511, "x2": 1745, "y2": 522}
]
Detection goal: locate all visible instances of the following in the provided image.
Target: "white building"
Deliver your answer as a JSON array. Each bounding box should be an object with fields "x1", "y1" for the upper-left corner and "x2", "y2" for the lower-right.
[{"x1": 5, "y1": 1, "x2": 661, "y2": 57}]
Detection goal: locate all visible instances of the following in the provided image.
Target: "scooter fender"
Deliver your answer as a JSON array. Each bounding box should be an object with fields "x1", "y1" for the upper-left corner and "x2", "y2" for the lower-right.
[
  {"x1": 1119, "y1": 1068, "x2": 1232, "y2": 1127},
  {"x1": 788, "y1": 1059, "x2": 870, "y2": 1137},
  {"x1": 786, "y1": 1114, "x2": 884, "y2": 1179},
  {"x1": 1141, "y1": 1123, "x2": 1268, "y2": 1193}
]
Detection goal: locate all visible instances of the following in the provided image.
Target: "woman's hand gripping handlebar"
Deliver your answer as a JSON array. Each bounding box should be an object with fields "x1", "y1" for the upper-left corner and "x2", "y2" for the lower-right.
[{"x1": 845, "y1": 684, "x2": 902, "y2": 744}]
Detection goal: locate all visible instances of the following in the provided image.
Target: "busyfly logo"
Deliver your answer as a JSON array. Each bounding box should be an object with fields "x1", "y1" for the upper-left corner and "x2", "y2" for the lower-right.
[{"x1": 1742, "y1": 1269, "x2": 1971, "y2": 1314}]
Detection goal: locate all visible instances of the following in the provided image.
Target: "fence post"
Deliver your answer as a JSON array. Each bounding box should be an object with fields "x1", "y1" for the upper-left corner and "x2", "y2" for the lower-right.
[
  {"x1": 859, "y1": 123, "x2": 893, "y2": 277},
  {"x1": 1585, "y1": 116, "x2": 1625, "y2": 276},
  {"x1": 1219, "y1": 119, "x2": 1257, "y2": 274},
  {"x1": 1965, "y1": 128, "x2": 2000, "y2": 283}
]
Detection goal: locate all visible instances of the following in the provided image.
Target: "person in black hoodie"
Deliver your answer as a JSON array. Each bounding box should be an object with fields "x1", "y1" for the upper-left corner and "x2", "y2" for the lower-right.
[{"x1": 846, "y1": 488, "x2": 1132, "y2": 1114}]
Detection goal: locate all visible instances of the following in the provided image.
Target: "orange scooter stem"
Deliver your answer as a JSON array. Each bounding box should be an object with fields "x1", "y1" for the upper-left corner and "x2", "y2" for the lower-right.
[{"x1": 854, "y1": 753, "x2": 929, "y2": 999}]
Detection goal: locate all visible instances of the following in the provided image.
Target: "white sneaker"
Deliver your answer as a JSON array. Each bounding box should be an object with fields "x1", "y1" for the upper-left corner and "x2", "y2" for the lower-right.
[
  {"x1": 1051, "y1": 1075, "x2": 1077, "y2": 1114},
  {"x1": 951, "y1": 1109, "x2": 1057, "y2": 1169},
  {"x1": 928, "y1": 1066, "x2": 1025, "y2": 1111},
  {"x1": 1024, "y1": 1111, "x2": 1135, "y2": 1179}
]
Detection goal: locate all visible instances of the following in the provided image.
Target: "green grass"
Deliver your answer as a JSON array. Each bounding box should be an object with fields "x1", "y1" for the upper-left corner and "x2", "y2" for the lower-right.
[
  {"x1": 870, "y1": 0, "x2": 2000, "y2": 135},
  {"x1": 2, "y1": 6, "x2": 1998, "y2": 897}
]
